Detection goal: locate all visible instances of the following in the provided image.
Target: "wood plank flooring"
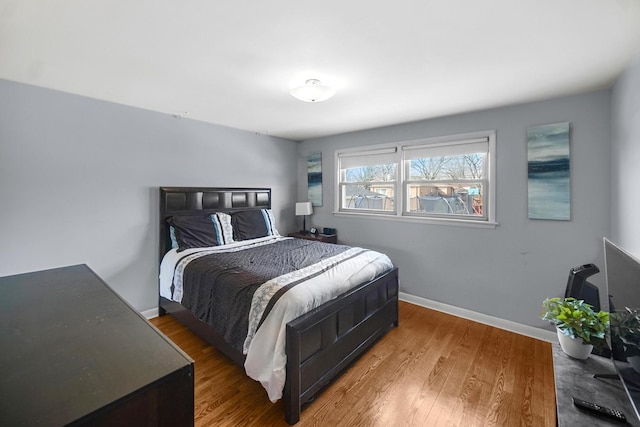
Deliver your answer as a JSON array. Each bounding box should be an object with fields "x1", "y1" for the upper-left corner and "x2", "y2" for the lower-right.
[{"x1": 150, "y1": 301, "x2": 556, "y2": 426}]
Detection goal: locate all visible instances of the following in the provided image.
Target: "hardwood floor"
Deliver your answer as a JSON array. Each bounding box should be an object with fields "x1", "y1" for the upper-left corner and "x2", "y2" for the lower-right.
[{"x1": 150, "y1": 301, "x2": 556, "y2": 426}]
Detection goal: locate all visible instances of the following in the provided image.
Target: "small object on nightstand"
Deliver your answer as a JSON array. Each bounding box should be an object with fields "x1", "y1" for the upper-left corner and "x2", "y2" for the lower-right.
[{"x1": 310, "y1": 227, "x2": 317, "y2": 234}]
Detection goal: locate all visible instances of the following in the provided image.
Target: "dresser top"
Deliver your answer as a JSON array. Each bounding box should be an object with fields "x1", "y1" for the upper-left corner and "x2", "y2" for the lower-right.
[{"x1": 0, "y1": 264, "x2": 193, "y2": 426}]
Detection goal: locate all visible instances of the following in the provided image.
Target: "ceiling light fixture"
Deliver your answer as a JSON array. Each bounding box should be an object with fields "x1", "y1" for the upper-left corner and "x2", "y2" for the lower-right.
[{"x1": 290, "y1": 79, "x2": 336, "y2": 103}]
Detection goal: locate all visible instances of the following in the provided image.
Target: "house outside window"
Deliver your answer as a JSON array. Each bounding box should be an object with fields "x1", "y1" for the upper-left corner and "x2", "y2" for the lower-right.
[{"x1": 335, "y1": 130, "x2": 497, "y2": 228}]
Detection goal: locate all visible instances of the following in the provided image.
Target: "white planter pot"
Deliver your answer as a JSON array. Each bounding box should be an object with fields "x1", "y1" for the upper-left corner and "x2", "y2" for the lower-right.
[{"x1": 557, "y1": 329, "x2": 593, "y2": 359}]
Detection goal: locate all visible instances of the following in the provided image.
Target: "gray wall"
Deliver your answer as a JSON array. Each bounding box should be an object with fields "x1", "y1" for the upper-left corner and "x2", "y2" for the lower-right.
[
  {"x1": 611, "y1": 52, "x2": 640, "y2": 257},
  {"x1": 298, "y1": 90, "x2": 611, "y2": 329},
  {"x1": 0, "y1": 79, "x2": 299, "y2": 312},
  {"x1": 1, "y1": 72, "x2": 630, "y2": 331}
]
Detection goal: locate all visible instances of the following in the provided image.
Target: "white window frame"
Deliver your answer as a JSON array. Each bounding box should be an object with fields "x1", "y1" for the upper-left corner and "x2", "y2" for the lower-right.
[
  {"x1": 336, "y1": 145, "x2": 399, "y2": 215},
  {"x1": 334, "y1": 130, "x2": 497, "y2": 229}
]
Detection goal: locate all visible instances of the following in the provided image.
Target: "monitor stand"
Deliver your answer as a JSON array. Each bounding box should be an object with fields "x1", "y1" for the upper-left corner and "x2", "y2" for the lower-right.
[
  {"x1": 594, "y1": 372, "x2": 640, "y2": 392},
  {"x1": 593, "y1": 373, "x2": 619, "y2": 380}
]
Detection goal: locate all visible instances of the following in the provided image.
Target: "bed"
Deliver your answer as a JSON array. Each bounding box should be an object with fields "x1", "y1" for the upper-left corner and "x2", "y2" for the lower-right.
[{"x1": 158, "y1": 187, "x2": 399, "y2": 424}]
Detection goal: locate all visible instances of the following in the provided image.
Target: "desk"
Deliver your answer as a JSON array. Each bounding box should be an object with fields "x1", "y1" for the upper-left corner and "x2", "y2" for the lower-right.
[
  {"x1": 553, "y1": 343, "x2": 639, "y2": 425},
  {"x1": 0, "y1": 264, "x2": 194, "y2": 426}
]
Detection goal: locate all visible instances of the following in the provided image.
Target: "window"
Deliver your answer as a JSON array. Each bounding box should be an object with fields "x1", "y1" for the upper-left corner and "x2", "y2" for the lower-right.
[
  {"x1": 338, "y1": 147, "x2": 398, "y2": 214},
  {"x1": 335, "y1": 131, "x2": 496, "y2": 226}
]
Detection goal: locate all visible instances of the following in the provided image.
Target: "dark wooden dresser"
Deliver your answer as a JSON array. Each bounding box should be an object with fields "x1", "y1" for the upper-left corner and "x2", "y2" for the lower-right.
[{"x1": 0, "y1": 264, "x2": 194, "y2": 426}]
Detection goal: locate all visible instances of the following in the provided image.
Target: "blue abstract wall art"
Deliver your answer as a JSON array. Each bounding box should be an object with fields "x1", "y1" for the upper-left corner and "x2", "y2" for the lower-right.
[
  {"x1": 527, "y1": 122, "x2": 570, "y2": 220},
  {"x1": 307, "y1": 152, "x2": 322, "y2": 207}
]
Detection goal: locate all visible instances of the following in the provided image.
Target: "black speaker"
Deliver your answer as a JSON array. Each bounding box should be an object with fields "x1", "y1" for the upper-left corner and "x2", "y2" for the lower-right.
[{"x1": 564, "y1": 263, "x2": 600, "y2": 309}]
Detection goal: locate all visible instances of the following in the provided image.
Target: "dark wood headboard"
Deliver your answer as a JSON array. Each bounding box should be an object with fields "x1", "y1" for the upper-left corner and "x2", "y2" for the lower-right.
[{"x1": 158, "y1": 187, "x2": 271, "y2": 263}]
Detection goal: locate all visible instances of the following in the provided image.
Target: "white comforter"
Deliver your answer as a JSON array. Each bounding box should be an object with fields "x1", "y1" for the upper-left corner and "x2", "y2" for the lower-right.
[{"x1": 159, "y1": 236, "x2": 394, "y2": 402}]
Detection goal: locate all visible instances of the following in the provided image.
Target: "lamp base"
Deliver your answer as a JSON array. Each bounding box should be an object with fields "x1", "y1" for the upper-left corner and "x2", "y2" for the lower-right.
[{"x1": 299, "y1": 229, "x2": 310, "y2": 235}]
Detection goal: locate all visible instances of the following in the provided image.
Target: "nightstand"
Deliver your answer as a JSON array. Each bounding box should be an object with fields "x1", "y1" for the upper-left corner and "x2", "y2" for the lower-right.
[{"x1": 288, "y1": 232, "x2": 337, "y2": 244}]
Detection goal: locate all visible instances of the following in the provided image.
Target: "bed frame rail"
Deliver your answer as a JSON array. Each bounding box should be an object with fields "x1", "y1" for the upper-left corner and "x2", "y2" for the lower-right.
[{"x1": 285, "y1": 267, "x2": 399, "y2": 424}]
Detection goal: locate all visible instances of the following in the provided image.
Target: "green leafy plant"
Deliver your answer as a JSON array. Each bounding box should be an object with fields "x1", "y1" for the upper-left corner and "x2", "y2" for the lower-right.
[{"x1": 541, "y1": 297, "x2": 609, "y2": 347}]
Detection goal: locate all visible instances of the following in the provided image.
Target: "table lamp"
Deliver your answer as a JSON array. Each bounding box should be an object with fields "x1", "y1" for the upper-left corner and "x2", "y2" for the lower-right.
[{"x1": 295, "y1": 202, "x2": 313, "y2": 234}]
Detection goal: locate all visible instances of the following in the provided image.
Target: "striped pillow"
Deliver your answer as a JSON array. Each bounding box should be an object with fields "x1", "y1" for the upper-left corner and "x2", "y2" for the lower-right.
[
  {"x1": 167, "y1": 213, "x2": 234, "y2": 252},
  {"x1": 210, "y1": 212, "x2": 234, "y2": 245},
  {"x1": 231, "y1": 209, "x2": 279, "y2": 240}
]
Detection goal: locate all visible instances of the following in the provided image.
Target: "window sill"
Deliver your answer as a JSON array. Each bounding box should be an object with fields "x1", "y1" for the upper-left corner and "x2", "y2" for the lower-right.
[{"x1": 333, "y1": 211, "x2": 499, "y2": 229}]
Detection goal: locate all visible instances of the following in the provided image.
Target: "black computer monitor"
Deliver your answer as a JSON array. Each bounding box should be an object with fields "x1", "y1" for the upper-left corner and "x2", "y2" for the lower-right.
[{"x1": 605, "y1": 238, "x2": 640, "y2": 421}]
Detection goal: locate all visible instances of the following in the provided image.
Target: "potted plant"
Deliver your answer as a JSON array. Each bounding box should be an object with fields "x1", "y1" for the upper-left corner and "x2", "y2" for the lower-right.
[{"x1": 541, "y1": 297, "x2": 609, "y2": 359}]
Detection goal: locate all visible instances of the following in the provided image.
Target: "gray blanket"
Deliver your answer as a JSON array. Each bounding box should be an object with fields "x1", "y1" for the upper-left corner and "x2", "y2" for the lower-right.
[{"x1": 181, "y1": 238, "x2": 350, "y2": 352}]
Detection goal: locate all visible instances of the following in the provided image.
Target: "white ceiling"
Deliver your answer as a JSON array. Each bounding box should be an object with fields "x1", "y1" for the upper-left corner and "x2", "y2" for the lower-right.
[{"x1": 1, "y1": 1, "x2": 640, "y2": 141}]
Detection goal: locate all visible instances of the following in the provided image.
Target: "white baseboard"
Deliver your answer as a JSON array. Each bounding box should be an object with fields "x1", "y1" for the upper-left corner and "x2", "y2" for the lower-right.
[
  {"x1": 399, "y1": 292, "x2": 556, "y2": 343},
  {"x1": 140, "y1": 294, "x2": 556, "y2": 342},
  {"x1": 141, "y1": 307, "x2": 159, "y2": 320}
]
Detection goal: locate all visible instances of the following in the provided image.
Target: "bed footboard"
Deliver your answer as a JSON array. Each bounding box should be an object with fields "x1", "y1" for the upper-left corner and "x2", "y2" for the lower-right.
[{"x1": 284, "y1": 267, "x2": 399, "y2": 425}]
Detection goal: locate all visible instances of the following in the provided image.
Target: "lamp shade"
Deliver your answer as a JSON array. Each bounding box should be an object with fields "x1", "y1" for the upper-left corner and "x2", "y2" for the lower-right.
[
  {"x1": 295, "y1": 202, "x2": 313, "y2": 216},
  {"x1": 290, "y1": 79, "x2": 335, "y2": 103}
]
